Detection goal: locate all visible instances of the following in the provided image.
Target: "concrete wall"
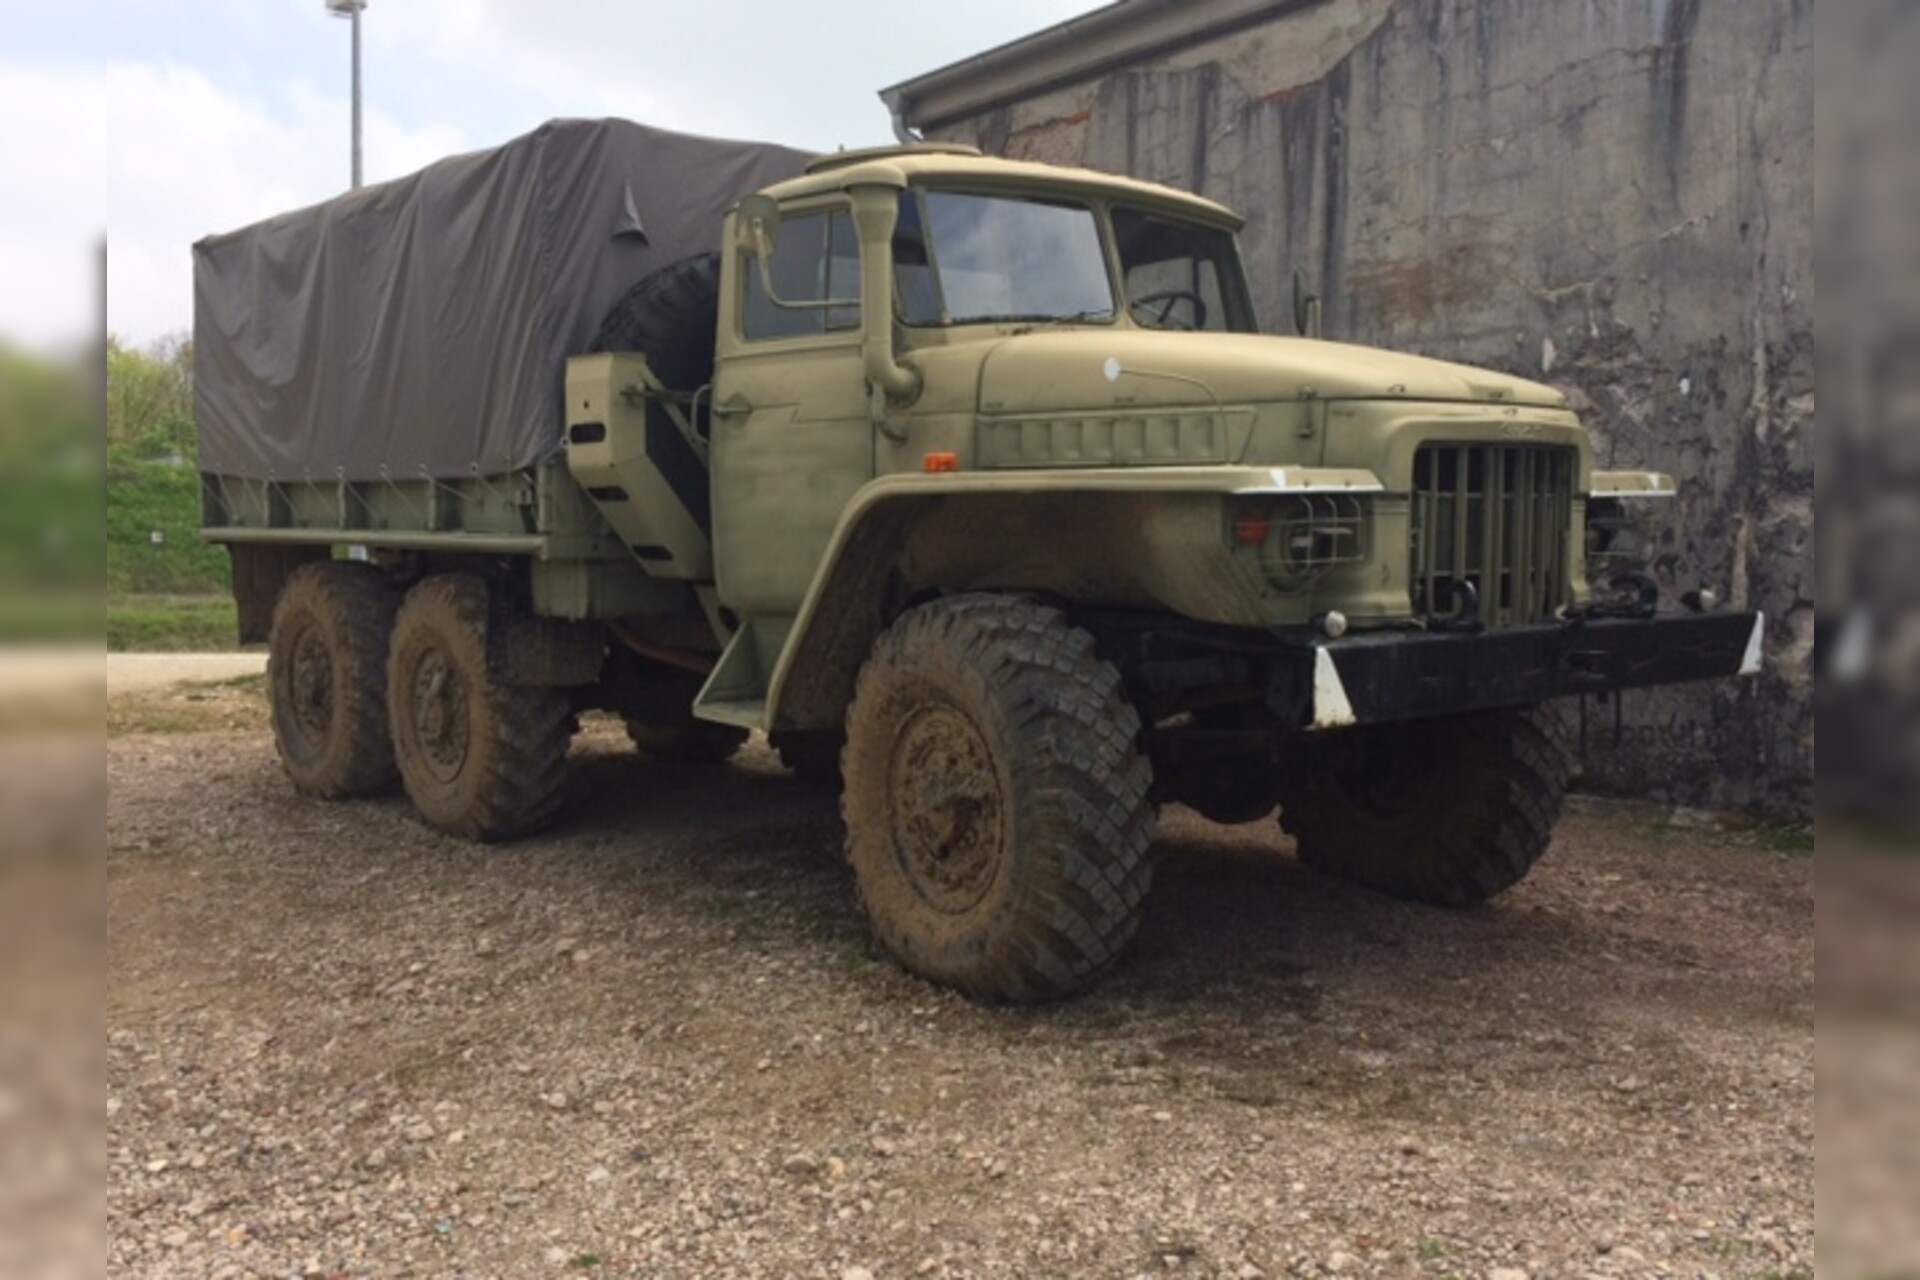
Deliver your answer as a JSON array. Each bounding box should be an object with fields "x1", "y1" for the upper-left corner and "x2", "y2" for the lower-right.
[{"x1": 930, "y1": 0, "x2": 1813, "y2": 817}]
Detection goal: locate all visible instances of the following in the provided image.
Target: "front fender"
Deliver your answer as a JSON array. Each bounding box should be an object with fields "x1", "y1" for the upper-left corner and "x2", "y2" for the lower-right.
[{"x1": 763, "y1": 465, "x2": 1382, "y2": 730}]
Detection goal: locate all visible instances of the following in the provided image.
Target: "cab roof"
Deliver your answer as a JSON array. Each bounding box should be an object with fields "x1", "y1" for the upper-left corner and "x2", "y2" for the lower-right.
[{"x1": 755, "y1": 143, "x2": 1244, "y2": 229}]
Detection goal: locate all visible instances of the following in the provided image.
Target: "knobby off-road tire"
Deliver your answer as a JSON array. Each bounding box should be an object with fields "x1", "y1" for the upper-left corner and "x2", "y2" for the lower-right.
[
  {"x1": 268, "y1": 560, "x2": 401, "y2": 799},
  {"x1": 588, "y1": 252, "x2": 721, "y2": 390},
  {"x1": 842, "y1": 595, "x2": 1156, "y2": 1002},
  {"x1": 770, "y1": 729, "x2": 845, "y2": 790},
  {"x1": 626, "y1": 716, "x2": 748, "y2": 765},
  {"x1": 1278, "y1": 707, "x2": 1571, "y2": 906},
  {"x1": 387, "y1": 575, "x2": 571, "y2": 842}
]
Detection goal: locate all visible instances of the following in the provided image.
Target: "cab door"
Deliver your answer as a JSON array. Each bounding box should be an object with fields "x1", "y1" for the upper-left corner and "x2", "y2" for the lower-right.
[{"x1": 709, "y1": 202, "x2": 873, "y2": 618}]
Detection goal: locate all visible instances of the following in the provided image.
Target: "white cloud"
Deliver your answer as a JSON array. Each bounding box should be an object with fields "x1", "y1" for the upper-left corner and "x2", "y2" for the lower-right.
[
  {"x1": 103, "y1": 60, "x2": 466, "y2": 345},
  {"x1": 0, "y1": 63, "x2": 107, "y2": 353},
  {"x1": 66, "y1": 0, "x2": 1110, "y2": 348},
  {"x1": 365, "y1": 0, "x2": 1113, "y2": 148}
]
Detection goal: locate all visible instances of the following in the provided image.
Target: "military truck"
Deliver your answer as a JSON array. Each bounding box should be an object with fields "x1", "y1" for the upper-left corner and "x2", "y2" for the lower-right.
[{"x1": 198, "y1": 118, "x2": 1764, "y2": 1002}]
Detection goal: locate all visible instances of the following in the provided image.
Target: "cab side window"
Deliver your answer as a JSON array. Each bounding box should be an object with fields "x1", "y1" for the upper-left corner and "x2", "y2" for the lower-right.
[
  {"x1": 1112, "y1": 206, "x2": 1249, "y2": 333},
  {"x1": 743, "y1": 209, "x2": 862, "y2": 341}
]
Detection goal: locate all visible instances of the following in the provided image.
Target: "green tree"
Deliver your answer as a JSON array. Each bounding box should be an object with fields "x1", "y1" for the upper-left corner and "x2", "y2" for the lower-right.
[
  {"x1": 106, "y1": 332, "x2": 194, "y2": 460},
  {"x1": 104, "y1": 332, "x2": 229, "y2": 596},
  {"x1": 0, "y1": 343, "x2": 102, "y2": 637}
]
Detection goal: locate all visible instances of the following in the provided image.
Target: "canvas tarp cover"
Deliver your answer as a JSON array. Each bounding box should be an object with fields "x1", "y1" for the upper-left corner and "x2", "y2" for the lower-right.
[{"x1": 194, "y1": 118, "x2": 812, "y2": 482}]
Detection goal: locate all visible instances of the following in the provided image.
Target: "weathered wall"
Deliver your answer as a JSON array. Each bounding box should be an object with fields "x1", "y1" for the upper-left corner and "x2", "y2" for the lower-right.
[{"x1": 933, "y1": 0, "x2": 1813, "y2": 816}]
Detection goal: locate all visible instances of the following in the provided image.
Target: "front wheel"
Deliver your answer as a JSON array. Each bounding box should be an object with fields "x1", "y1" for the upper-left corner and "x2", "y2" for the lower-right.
[
  {"x1": 1278, "y1": 707, "x2": 1570, "y2": 906},
  {"x1": 842, "y1": 595, "x2": 1156, "y2": 1002}
]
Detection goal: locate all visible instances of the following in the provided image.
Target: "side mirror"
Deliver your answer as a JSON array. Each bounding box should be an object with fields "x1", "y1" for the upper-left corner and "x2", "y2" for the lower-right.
[
  {"x1": 1291, "y1": 270, "x2": 1322, "y2": 339},
  {"x1": 732, "y1": 194, "x2": 861, "y2": 314},
  {"x1": 736, "y1": 194, "x2": 781, "y2": 263},
  {"x1": 735, "y1": 194, "x2": 782, "y2": 300}
]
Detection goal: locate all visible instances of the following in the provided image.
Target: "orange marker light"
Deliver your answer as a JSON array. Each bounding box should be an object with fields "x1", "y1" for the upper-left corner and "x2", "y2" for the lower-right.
[
  {"x1": 1233, "y1": 517, "x2": 1269, "y2": 547},
  {"x1": 923, "y1": 451, "x2": 961, "y2": 474}
]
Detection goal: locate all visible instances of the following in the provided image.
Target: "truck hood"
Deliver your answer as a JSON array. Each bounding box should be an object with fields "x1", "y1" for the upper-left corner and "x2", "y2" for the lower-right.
[{"x1": 971, "y1": 330, "x2": 1567, "y2": 414}]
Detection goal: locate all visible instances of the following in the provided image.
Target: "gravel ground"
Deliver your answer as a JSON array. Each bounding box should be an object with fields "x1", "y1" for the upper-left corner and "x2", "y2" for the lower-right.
[{"x1": 107, "y1": 681, "x2": 1812, "y2": 1279}]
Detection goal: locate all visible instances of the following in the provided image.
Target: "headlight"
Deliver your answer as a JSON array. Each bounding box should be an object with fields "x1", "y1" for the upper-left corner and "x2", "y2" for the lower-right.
[{"x1": 1230, "y1": 494, "x2": 1368, "y2": 588}]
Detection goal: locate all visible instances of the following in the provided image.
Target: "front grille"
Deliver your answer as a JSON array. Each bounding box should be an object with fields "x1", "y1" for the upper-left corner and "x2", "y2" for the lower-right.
[{"x1": 1411, "y1": 443, "x2": 1575, "y2": 628}]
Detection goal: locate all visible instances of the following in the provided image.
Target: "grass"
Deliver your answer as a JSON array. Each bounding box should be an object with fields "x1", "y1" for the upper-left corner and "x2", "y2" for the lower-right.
[
  {"x1": 107, "y1": 674, "x2": 266, "y2": 737},
  {"x1": 107, "y1": 594, "x2": 238, "y2": 652},
  {"x1": 107, "y1": 458, "x2": 229, "y2": 596},
  {"x1": 1758, "y1": 824, "x2": 1816, "y2": 855},
  {"x1": 0, "y1": 594, "x2": 103, "y2": 644}
]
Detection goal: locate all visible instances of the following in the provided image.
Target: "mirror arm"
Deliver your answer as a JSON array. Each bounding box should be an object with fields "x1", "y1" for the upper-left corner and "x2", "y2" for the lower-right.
[{"x1": 741, "y1": 205, "x2": 859, "y2": 312}]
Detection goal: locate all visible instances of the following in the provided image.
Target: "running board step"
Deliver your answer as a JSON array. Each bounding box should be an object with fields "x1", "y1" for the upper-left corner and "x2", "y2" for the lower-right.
[{"x1": 692, "y1": 615, "x2": 793, "y2": 731}]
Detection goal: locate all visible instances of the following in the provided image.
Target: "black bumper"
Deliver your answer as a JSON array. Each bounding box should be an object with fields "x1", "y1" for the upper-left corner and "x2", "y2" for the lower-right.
[{"x1": 1266, "y1": 610, "x2": 1764, "y2": 730}]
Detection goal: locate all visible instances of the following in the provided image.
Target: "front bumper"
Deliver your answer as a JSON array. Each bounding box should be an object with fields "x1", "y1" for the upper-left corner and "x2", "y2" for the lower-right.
[{"x1": 1267, "y1": 611, "x2": 1766, "y2": 730}]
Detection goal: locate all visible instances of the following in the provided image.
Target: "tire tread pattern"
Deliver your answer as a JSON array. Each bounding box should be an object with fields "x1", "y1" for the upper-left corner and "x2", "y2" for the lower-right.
[
  {"x1": 1281, "y1": 707, "x2": 1570, "y2": 906},
  {"x1": 842, "y1": 595, "x2": 1156, "y2": 1002},
  {"x1": 389, "y1": 575, "x2": 571, "y2": 842},
  {"x1": 268, "y1": 560, "x2": 399, "y2": 799},
  {"x1": 587, "y1": 253, "x2": 721, "y2": 391}
]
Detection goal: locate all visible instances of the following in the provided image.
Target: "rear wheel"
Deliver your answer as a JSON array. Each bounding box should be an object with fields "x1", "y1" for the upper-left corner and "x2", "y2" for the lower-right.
[
  {"x1": 625, "y1": 716, "x2": 748, "y2": 764},
  {"x1": 771, "y1": 729, "x2": 844, "y2": 789},
  {"x1": 842, "y1": 595, "x2": 1156, "y2": 1002},
  {"x1": 267, "y1": 561, "x2": 399, "y2": 798},
  {"x1": 1278, "y1": 707, "x2": 1569, "y2": 906},
  {"x1": 387, "y1": 575, "x2": 571, "y2": 841}
]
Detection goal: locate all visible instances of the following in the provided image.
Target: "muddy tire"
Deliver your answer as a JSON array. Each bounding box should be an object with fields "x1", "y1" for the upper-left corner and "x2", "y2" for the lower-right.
[
  {"x1": 626, "y1": 717, "x2": 748, "y2": 764},
  {"x1": 267, "y1": 561, "x2": 400, "y2": 798},
  {"x1": 842, "y1": 595, "x2": 1156, "y2": 1002},
  {"x1": 1278, "y1": 707, "x2": 1570, "y2": 906},
  {"x1": 771, "y1": 729, "x2": 845, "y2": 789},
  {"x1": 588, "y1": 252, "x2": 721, "y2": 390},
  {"x1": 387, "y1": 575, "x2": 571, "y2": 842}
]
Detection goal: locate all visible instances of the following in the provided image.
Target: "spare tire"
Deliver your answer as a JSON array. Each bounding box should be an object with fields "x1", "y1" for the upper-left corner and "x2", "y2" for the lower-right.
[{"x1": 588, "y1": 252, "x2": 721, "y2": 391}]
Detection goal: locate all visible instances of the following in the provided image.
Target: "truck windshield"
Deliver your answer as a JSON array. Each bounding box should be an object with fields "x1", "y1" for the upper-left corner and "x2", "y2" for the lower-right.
[{"x1": 894, "y1": 191, "x2": 1115, "y2": 326}]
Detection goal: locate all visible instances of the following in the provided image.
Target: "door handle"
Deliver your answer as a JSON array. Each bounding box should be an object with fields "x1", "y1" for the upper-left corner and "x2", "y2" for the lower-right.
[{"x1": 711, "y1": 399, "x2": 753, "y2": 420}]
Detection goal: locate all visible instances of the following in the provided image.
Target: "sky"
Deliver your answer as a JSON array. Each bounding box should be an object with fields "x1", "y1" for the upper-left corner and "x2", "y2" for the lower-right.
[{"x1": 1, "y1": 0, "x2": 1109, "y2": 352}]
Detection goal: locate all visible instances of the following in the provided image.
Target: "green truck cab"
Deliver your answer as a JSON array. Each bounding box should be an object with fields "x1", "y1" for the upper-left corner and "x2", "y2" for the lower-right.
[{"x1": 201, "y1": 126, "x2": 1761, "y2": 1001}]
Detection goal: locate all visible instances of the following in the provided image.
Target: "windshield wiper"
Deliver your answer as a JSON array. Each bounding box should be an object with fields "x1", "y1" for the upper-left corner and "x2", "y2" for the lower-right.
[{"x1": 957, "y1": 310, "x2": 1114, "y2": 326}]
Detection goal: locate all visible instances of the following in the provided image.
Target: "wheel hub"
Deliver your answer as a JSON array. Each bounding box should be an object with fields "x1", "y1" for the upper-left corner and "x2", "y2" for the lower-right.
[
  {"x1": 888, "y1": 703, "x2": 1004, "y2": 914},
  {"x1": 409, "y1": 647, "x2": 470, "y2": 782},
  {"x1": 288, "y1": 627, "x2": 333, "y2": 744}
]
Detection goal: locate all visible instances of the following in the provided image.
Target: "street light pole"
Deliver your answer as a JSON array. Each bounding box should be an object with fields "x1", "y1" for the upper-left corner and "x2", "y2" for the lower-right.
[
  {"x1": 326, "y1": 0, "x2": 370, "y2": 562},
  {"x1": 350, "y1": 2, "x2": 362, "y2": 188},
  {"x1": 325, "y1": 0, "x2": 367, "y2": 189}
]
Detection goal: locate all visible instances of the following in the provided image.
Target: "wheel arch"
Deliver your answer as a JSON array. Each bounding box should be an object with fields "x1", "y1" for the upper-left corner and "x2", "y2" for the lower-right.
[{"x1": 763, "y1": 472, "x2": 1271, "y2": 733}]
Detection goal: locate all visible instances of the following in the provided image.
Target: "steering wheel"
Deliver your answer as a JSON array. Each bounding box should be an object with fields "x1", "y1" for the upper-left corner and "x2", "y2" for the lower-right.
[{"x1": 1130, "y1": 289, "x2": 1208, "y2": 331}]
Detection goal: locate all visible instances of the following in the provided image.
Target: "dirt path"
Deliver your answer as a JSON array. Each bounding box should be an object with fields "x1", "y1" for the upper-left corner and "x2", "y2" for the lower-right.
[
  {"x1": 106, "y1": 685, "x2": 1813, "y2": 1279},
  {"x1": 106, "y1": 652, "x2": 266, "y2": 695}
]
